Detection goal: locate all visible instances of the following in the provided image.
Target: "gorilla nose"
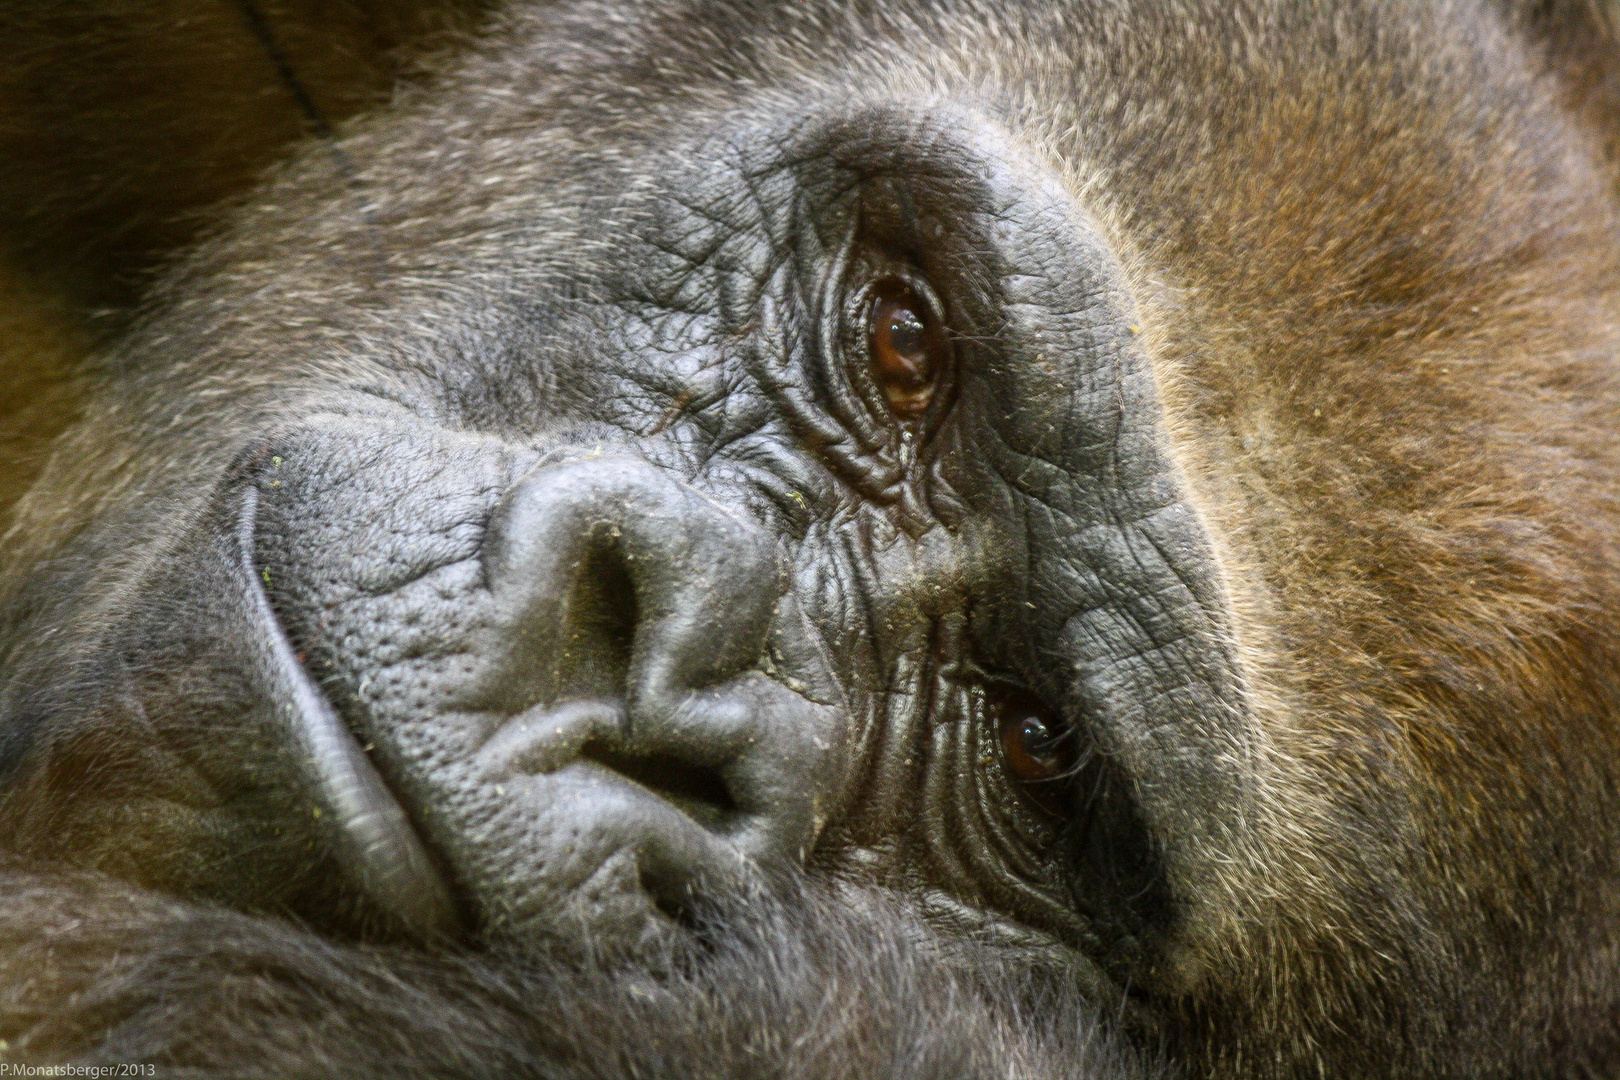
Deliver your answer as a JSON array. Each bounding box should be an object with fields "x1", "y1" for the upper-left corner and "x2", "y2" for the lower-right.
[{"x1": 470, "y1": 452, "x2": 842, "y2": 938}]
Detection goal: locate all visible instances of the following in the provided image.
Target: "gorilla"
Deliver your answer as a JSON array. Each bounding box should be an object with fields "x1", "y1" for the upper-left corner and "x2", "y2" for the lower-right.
[{"x1": 1, "y1": 0, "x2": 1618, "y2": 1076}]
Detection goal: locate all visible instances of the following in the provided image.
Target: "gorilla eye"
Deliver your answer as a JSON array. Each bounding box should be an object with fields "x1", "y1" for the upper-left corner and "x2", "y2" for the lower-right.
[
  {"x1": 991, "y1": 686, "x2": 1078, "y2": 789},
  {"x1": 867, "y1": 279, "x2": 947, "y2": 419}
]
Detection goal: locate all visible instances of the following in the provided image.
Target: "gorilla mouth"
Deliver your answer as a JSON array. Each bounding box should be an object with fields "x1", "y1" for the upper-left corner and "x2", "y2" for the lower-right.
[
  {"x1": 576, "y1": 740, "x2": 739, "y2": 831},
  {"x1": 238, "y1": 442, "x2": 860, "y2": 947}
]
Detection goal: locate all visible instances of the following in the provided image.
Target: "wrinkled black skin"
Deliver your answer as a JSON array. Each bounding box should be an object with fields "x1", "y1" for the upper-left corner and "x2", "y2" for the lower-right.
[{"x1": 0, "y1": 0, "x2": 1616, "y2": 1076}]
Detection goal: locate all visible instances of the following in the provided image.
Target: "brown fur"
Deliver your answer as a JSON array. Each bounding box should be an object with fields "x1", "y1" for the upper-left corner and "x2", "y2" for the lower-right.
[
  {"x1": 2, "y1": 2, "x2": 1620, "y2": 1077},
  {"x1": 1096, "y1": 5, "x2": 1620, "y2": 1068}
]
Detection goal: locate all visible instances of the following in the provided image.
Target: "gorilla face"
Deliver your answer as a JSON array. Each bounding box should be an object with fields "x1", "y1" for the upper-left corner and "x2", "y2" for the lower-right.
[
  {"x1": 16, "y1": 92, "x2": 1216, "y2": 968},
  {"x1": 4, "y1": 0, "x2": 1620, "y2": 1075},
  {"x1": 236, "y1": 105, "x2": 1229, "y2": 966}
]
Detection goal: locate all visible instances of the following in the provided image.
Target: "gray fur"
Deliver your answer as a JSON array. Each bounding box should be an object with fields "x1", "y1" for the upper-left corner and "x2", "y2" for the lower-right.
[{"x1": 1, "y1": 1, "x2": 1619, "y2": 1077}]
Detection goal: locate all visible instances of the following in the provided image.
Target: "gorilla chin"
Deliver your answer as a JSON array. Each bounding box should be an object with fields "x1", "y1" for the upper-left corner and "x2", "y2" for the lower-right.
[{"x1": 2, "y1": 1, "x2": 1620, "y2": 1077}]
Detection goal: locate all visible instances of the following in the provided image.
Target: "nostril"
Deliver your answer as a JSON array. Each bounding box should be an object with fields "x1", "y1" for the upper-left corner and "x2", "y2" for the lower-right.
[
  {"x1": 580, "y1": 740, "x2": 738, "y2": 831},
  {"x1": 554, "y1": 546, "x2": 638, "y2": 695},
  {"x1": 473, "y1": 458, "x2": 838, "y2": 948},
  {"x1": 575, "y1": 544, "x2": 637, "y2": 649}
]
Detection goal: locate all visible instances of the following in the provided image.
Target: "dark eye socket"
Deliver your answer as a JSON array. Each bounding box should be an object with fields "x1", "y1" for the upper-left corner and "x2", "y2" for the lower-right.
[
  {"x1": 866, "y1": 278, "x2": 947, "y2": 419},
  {"x1": 989, "y1": 685, "x2": 1080, "y2": 810}
]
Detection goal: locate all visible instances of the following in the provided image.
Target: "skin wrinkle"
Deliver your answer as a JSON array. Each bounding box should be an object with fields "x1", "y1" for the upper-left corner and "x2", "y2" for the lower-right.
[
  {"x1": 959, "y1": 158, "x2": 1263, "y2": 906},
  {"x1": 2, "y1": 0, "x2": 1619, "y2": 1074}
]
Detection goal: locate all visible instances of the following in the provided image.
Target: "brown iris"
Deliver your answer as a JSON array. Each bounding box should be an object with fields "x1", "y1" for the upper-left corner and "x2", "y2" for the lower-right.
[
  {"x1": 867, "y1": 279, "x2": 947, "y2": 419},
  {"x1": 991, "y1": 686, "x2": 1077, "y2": 787}
]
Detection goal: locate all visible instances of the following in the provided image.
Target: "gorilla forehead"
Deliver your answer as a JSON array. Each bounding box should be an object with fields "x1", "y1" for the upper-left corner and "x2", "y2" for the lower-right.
[{"x1": 48, "y1": 0, "x2": 1560, "y2": 507}]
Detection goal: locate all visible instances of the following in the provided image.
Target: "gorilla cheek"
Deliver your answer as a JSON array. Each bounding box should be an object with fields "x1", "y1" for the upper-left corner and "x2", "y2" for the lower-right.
[
  {"x1": 0, "y1": 449, "x2": 453, "y2": 934},
  {"x1": 250, "y1": 421, "x2": 846, "y2": 946},
  {"x1": 886, "y1": 129, "x2": 1259, "y2": 975}
]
